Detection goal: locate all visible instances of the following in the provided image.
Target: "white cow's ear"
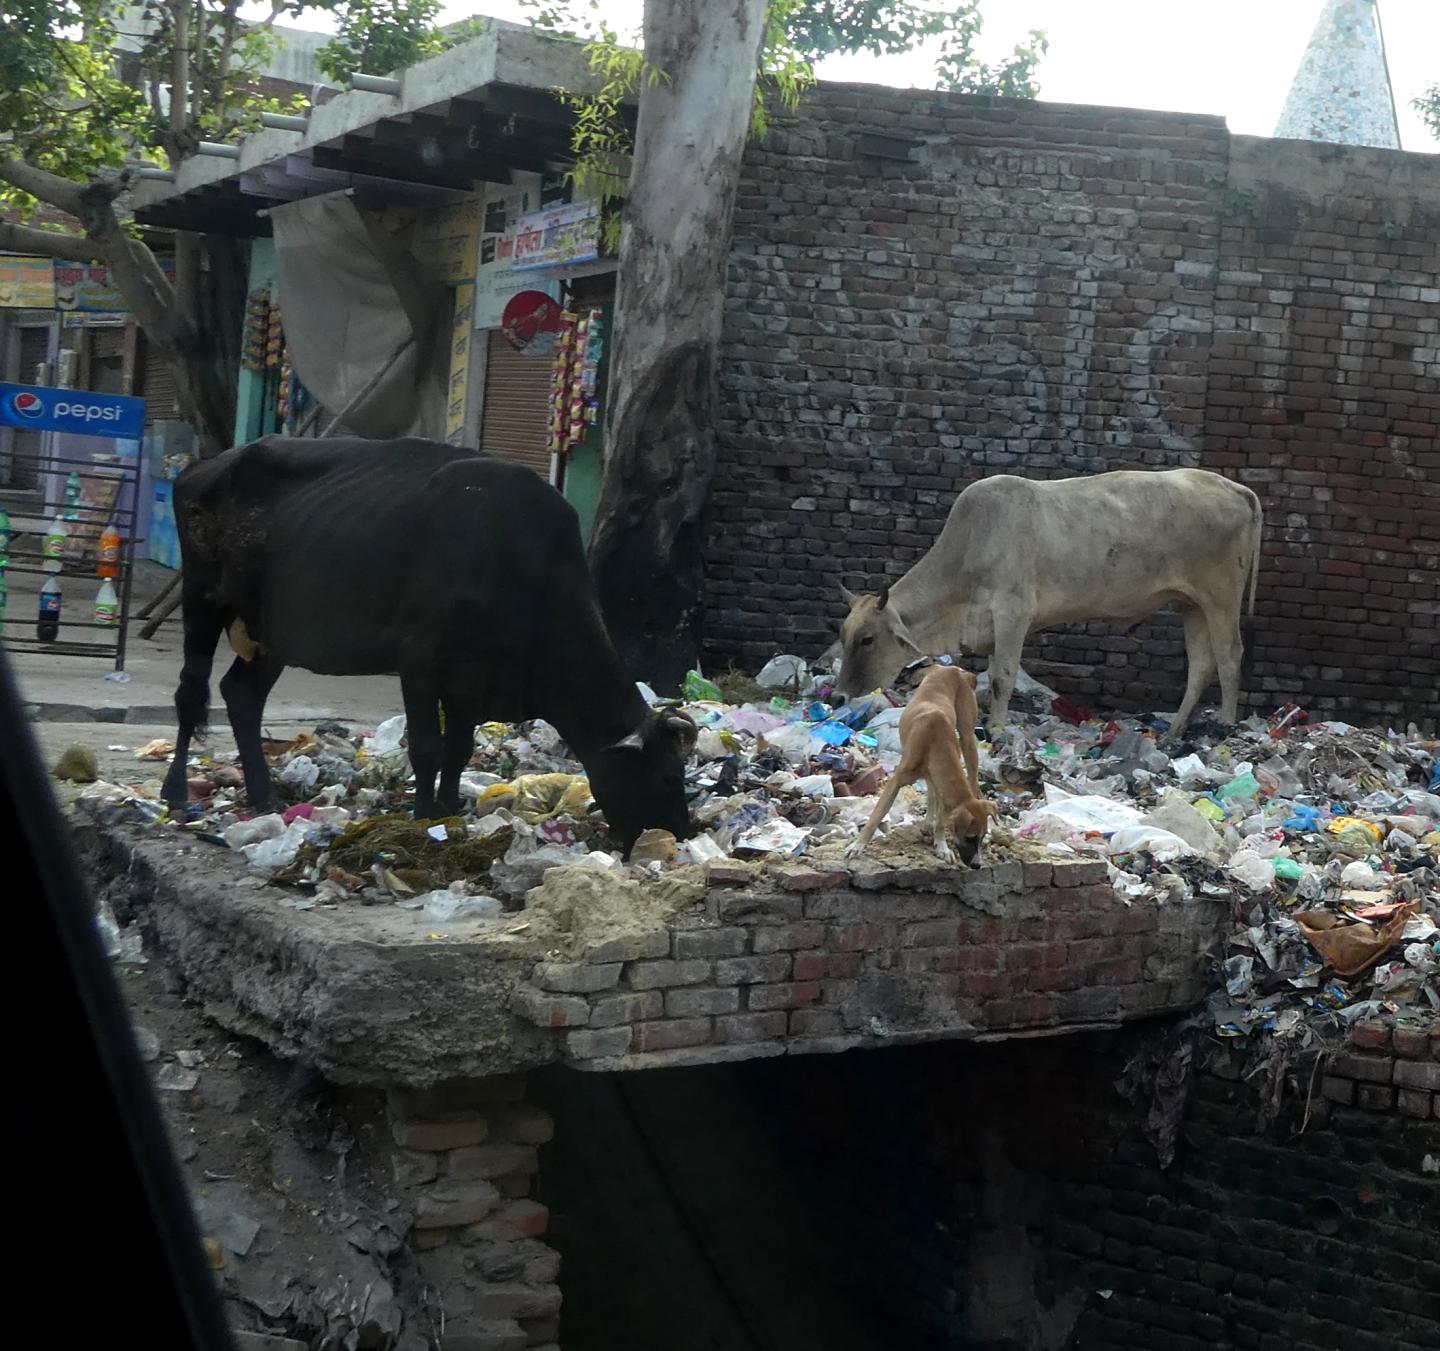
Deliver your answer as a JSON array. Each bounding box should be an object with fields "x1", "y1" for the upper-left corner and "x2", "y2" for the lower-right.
[{"x1": 890, "y1": 610, "x2": 924, "y2": 654}]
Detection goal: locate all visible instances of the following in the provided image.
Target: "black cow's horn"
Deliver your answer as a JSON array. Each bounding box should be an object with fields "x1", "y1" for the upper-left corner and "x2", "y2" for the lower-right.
[{"x1": 665, "y1": 714, "x2": 698, "y2": 747}]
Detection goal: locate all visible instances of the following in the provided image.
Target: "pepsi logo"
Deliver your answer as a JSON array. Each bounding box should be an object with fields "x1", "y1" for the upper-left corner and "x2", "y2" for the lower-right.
[{"x1": 8, "y1": 390, "x2": 45, "y2": 421}]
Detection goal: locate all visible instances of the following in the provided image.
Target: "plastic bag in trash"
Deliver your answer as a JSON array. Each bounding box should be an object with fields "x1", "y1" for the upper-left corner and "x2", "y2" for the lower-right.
[
  {"x1": 367, "y1": 715, "x2": 407, "y2": 755},
  {"x1": 756, "y1": 655, "x2": 809, "y2": 689},
  {"x1": 223, "y1": 814, "x2": 287, "y2": 850},
  {"x1": 278, "y1": 755, "x2": 320, "y2": 791},
  {"x1": 1105, "y1": 825, "x2": 1194, "y2": 861},
  {"x1": 682, "y1": 670, "x2": 724, "y2": 702},
  {"x1": 242, "y1": 820, "x2": 311, "y2": 871},
  {"x1": 419, "y1": 890, "x2": 503, "y2": 922},
  {"x1": 1229, "y1": 852, "x2": 1276, "y2": 892}
]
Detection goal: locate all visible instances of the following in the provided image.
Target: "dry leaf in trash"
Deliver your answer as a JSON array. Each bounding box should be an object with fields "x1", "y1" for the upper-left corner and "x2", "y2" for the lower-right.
[
  {"x1": 133, "y1": 738, "x2": 176, "y2": 760},
  {"x1": 1294, "y1": 903, "x2": 1417, "y2": 978}
]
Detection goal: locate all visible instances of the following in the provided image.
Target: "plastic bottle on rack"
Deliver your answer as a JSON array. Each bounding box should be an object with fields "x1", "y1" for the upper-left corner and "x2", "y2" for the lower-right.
[
  {"x1": 42, "y1": 516, "x2": 68, "y2": 572},
  {"x1": 38, "y1": 575, "x2": 61, "y2": 642},
  {"x1": 97, "y1": 522, "x2": 121, "y2": 578},
  {"x1": 0, "y1": 506, "x2": 10, "y2": 559},
  {"x1": 63, "y1": 471, "x2": 82, "y2": 522},
  {"x1": 94, "y1": 578, "x2": 119, "y2": 627}
]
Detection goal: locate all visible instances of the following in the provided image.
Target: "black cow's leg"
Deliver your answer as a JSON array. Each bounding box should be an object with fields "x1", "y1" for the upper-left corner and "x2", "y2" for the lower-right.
[
  {"x1": 436, "y1": 691, "x2": 477, "y2": 818},
  {"x1": 162, "y1": 588, "x2": 224, "y2": 813},
  {"x1": 220, "y1": 652, "x2": 284, "y2": 810},
  {"x1": 402, "y1": 674, "x2": 443, "y2": 819}
]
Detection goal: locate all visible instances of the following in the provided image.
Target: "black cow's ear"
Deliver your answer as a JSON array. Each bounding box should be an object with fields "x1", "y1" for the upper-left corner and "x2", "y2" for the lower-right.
[
  {"x1": 663, "y1": 714, "x2": 698, "y2": 751},
  {"x1": 608, "y1": 731, "x2": 645, "y2": 753}
]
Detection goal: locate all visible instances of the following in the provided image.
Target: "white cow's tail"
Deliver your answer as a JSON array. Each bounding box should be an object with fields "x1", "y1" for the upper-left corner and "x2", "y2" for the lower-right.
[{"x1": 1245, "y1": 491, "x2": 1263, "y2": 616}]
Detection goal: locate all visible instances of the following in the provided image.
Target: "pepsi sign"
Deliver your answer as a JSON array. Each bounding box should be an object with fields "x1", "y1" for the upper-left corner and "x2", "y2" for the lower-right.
[{"x1": 0, "y1": 381, "x2": 145, "y2": 439}]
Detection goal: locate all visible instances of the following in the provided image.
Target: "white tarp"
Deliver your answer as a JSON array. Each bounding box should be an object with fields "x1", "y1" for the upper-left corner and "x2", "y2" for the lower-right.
[{"x1": 270, "y1": 193, "x2": 450, "y2": 439}]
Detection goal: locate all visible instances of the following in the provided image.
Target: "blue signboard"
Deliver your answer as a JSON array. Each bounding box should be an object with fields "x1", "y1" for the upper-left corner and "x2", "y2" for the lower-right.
[{"x1": 0, "y1": 381, "x2": 146, "y2": 440}]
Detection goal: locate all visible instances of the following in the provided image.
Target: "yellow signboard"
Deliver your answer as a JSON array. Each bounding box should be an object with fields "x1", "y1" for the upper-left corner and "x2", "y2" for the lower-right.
[
  {"x1": 418, "y1": 196, "x2": 481, "y2": 285},
  {"x1": 0, "y1": 255, "x2": 56, "y2": 308},
  {"x1": 445, "y1": 282, "x2": 474, "y2": 445}
]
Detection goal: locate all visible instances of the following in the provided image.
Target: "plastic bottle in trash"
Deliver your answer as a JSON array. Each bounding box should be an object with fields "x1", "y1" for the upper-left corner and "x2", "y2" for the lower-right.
[
  {"x1": 63, "y1": 471, "x2": 81, "y2": 521},
  {"x1": 94, "y1": 578, "x2": 119, "y2": 627},
  {"x1": 38, "y1": 575, "x2": 61, "y2": 641},
  {"x1": 97, "y1": 522, "x2": 121, "y2": 578},
  {"x1": 42, "y1": 516, "x2": 67, "y2": 573}
]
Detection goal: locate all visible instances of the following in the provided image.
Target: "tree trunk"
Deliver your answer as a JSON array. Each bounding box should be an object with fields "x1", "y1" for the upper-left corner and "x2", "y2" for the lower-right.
[{"x1": 587, "y1": 0, "x2": 769, "y2": 690}]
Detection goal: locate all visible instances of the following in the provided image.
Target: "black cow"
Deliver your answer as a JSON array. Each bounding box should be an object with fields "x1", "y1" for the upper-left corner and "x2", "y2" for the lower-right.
[{"x1": 160, "y1": 436, "x2": 695, "y2": 852}]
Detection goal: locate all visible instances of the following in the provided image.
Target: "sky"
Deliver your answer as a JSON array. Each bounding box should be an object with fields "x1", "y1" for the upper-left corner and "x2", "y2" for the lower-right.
[{"x1": 415, "y1": 0, "x2": 1439, "y2": 153}]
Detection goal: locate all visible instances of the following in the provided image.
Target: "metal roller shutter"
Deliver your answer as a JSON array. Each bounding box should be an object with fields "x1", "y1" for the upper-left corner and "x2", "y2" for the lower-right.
[
  {"x1": 138, "y1": 333, "x2": 180, "y2": 425},
  {"x1": 479, "y1": 330, "x2": 553, "y2": 478}
]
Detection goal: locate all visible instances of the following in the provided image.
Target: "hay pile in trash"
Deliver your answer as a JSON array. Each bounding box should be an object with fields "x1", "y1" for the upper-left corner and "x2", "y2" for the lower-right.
[{"x1": 84, "y1": 659, "x2": 1437, "y2": 1043}]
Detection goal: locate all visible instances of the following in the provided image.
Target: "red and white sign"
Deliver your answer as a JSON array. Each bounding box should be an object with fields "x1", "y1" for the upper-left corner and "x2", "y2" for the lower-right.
[{"x1": 501, "y1": 291, "x2": 563, "y2": 354}]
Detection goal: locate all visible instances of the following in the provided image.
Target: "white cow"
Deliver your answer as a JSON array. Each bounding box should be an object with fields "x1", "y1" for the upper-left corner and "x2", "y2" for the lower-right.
[{"x1": 835, "y1": 469, "x2": 1263, "y2": 740}]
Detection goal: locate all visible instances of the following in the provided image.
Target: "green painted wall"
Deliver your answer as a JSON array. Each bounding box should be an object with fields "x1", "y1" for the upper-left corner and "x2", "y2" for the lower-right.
[
  {"x1": 232, "y1": 237, "x2": 276, "y2": 446},
  {"x1": 562, "y1": 300, "x2": 611, "y2": 545}
]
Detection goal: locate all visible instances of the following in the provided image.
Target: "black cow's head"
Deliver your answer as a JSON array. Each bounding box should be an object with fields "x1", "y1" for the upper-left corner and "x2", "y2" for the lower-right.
[{"x1": 587, "y1": 709, "x2": 697, "y2": 855}]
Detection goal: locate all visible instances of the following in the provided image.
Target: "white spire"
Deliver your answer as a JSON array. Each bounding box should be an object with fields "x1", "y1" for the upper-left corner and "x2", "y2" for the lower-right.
[{"x1": 1274, "y1": 0, "x2": 1400, "y2": 148}]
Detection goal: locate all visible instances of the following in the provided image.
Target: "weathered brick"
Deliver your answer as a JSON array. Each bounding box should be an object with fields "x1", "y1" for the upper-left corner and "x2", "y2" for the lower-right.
[
  {"x1": 392, "y1": 1149, "x2": 440, "y2": 1188},
  {"x1": 1356, "y1": 1084, "x2": 1395, "y2": 1111},
  {"x1": 566, "y1": 1026, "x2": 633, "y2": 1059},
  {"x1": 447, "y1": 1144, "x2": 540, "y2": 1182},
  {"x1": 531, "y1": 961, "x2": 622, "y2": 993},
  {"x1": 1320, "y1": 1075, "x2": 1354, "y2": 1105},
  {"x1": 1331, "y1": 1051, "x2": 1393, "y2": 1084},
  {"x1": 1397, "y1": 1089, "x2": 1433, "y2": 1119},
  {"x1": 392, "y1": 1115, "x2": 488, "y2": 1152},
  {"x1": 776, "y1": 867, "x2": 849, "y2": 891},
  {"x1": 633, "y1": 1018, "x2": 713, "y2": 1052},
  {"x1": 715, "y1": 891, "x2": 804, "y2": 924},
  {"x1": 473, "y1": 1283, "x2": 562, "y2": 1321},
  {"x1": 714, "y1": 1011, "x2": 788, "y2": 1043},
  {"x1": 1391, "y1": 1025, "x2": 1430, "y2": 1060},
  {"x1": 414, "y1": 1181, "x2": 502, "y2": 1229},
  {"x1": 665, "y1": 986, "x2": 742, "y2": 1017},
  {"x1": 790, "y1": 1008, "x2": 843, "y2": 1037},
  {"x1": 747, "y1": 981, "x2": 821, "y2": 1011},
  {"x1": 437, "y1": 1319, "x2": 527, "y2": 1351},
  {"x1": 752, "y1": 921, "x2": 826, "y2": 952},
  {"x1": 514, "y1": 988, "x2": 590, "y2": 1028},
  {"x1": 588, "y1": 990, "x2": 664, "y2": 1027},
  {"x1": 581, "y1": 932, "x2": 671, "y2": 963},
  {"x1": 672, "y1": 926, "x2": 748, "y2": 959},
  {"x1": 462, "y1": 1200, "x2": 549, "y2": 1241},
  {"x1": 714, "y1": 954, "x2": 792, "y2": 985},
  {"x1": 625, "y1": 958, "x2": 713, "y2": 990},
  {"x1": 1392, "y1": 1060, "x2": 1440, "y2": 1092}
]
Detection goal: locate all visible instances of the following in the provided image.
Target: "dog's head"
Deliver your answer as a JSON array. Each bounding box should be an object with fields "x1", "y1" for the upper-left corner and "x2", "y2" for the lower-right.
[{"x1": 948, "y1": 798, "x2": 996, "y2": 867}]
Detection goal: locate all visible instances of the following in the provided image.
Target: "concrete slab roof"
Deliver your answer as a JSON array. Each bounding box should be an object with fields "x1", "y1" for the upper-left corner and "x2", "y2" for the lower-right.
[{"x1": 132, "y1": 23, "x2": 608, "y2": 234}]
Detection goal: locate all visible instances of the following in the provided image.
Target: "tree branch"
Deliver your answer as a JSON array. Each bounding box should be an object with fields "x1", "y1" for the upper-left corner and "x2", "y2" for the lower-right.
[
  {"x1": 0, "y1": 221, "x2": 105, "y2": 263},
  {"x1": 0, "y1": 156, "x2": 89, "y2": 217}
]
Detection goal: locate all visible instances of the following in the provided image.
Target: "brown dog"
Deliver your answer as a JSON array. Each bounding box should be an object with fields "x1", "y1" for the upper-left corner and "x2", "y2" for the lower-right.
[{"x1": 846, "y1": 664, "x2": 995, "y2": 866}]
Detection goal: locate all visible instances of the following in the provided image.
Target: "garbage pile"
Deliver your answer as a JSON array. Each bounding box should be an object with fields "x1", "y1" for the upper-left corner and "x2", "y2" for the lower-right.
[{"x1": 79, "y1": 657, "x2": 1437, "y2": 1038}]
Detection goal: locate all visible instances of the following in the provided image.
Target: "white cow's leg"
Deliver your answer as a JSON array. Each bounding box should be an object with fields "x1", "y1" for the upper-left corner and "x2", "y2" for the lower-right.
[
  {"x1": 1166, "y1": 605, "x2": 1216, "y2": 741},
  {"x1": 985, "y1": 618, "x2": 1026, "y2": 738},
  {"x1": 1206, "y1": 607, "x2": 1245, "y2": 724}
]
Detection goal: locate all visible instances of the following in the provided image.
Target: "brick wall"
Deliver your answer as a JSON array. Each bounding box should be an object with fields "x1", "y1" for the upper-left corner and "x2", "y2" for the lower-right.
[
  {"x1": 512, "y1": 857, "x2": 1227, "y2": 1069},
  {"x1": 708, "y1": 87, "x2": 1440, "y2": 725},
  {"x1": 777, "y1": 1020, "x2": 1440, "y2": 1350}
]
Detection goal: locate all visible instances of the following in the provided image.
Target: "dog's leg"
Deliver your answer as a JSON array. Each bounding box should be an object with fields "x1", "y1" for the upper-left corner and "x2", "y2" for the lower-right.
[
  {"x1": 926, "y1": 779, "x2": 956, "y2": 863},
  {"x1": 846, "y1": 770, "x2": 909, "y2": 859}
]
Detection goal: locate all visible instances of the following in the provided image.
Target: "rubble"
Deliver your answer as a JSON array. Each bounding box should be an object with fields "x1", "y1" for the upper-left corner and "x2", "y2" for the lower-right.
[{"x1": 82, "y1": 656, "x2": 1437, "y2": 1054}]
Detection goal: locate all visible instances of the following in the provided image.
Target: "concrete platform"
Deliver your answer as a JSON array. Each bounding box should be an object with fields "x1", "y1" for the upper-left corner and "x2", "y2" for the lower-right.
[{"x1": 76, "y1": 801, "x2": 1231, "y2": 1088}]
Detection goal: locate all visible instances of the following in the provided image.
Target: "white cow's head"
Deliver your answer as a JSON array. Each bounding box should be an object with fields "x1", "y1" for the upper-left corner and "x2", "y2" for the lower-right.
[{"x1": 835, "y1": 584, "x2": 924, "y2": 696}]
